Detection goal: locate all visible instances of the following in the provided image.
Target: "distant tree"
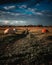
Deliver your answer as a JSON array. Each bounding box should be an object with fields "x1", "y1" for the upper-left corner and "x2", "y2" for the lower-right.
[{"x1": 37, "y1": 24, "x2": 43, "y2": 27}]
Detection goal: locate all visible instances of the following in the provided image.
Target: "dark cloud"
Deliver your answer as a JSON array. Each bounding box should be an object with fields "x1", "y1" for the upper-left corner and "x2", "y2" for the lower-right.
[
  {"x1": 0, "y1": 0, "x2": 51, "y2": 8},
  {"x1": 48, "y1": 0, "x2": 52, "y2": 3},
  {"x1": 27, "y1": 0, "x2": 43, "y2": 8},
  {"x1": 0, "y1": 0, "x2": 43, "y2": 5},
  {"x1": 0, "y1": 0, "x2": 28, "y2": 4}
]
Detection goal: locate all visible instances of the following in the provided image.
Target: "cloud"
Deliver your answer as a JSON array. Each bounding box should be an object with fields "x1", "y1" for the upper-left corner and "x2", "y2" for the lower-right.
[
  {"x1": 0, "y1": 9, "x2": 44, "y2": 17},
  {"x1": 27, "y1": 8, "x2": 37, "y2": 14},
  {"x1": 41, "y1": 10, "x2": 52, "y2": 16},
  {"x1": 3, "y1": 6, "x2": 16, "y2": 10},
  {"x1": 36, "y1": 3, "x2": 40, "y2": 6},
  {"x1": 15, "y1": 20, "x2": 26, "y2": 24},
  {"x1": 19, "y1": 5, "x2": 27, "y2": 8},
  {"x1": 27, "y1": 8, "x2": 43, "y2": 16},
  {"x1": 9, "y1": 12, "x2": 22, "y2": 16},
  {"x1": 0, "y1": 7, "x2": 52, "y2": 17},
  {"x1": 0, "y1": 20, "x2": 10, "y2": 25},
  {"x1": 4, "y1": 20, "x2": 9, "y2": 24},
  {"x1": 9, "y1": 20, "x2": 27, "y2": 25},
  {"x1": 28, "y1": 8, "x2": 34, "y2": 12},
  {"x1": 0, "y1": 20, "x2": 27, "y2": 25},
  {"x1": 47, "y1": 14, "x2": 52, "y2": 17},
  {"x1": 27, "y1": 0, "x2": 43, "y2": 7},
  {"x1": 35, "y1": 12, "x2": 43, "y2": 15},
  {"x1": 0, "y1": 10, "x2": 22, "y2": 16}
]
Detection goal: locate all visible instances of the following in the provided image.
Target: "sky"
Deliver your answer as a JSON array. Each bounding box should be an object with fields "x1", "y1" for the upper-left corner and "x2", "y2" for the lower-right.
[{"x1": 0, "y1": 0, "x2": 52, "y2": 26}]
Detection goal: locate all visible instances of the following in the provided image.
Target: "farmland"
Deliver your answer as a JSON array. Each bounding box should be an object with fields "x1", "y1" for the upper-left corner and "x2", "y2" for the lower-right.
[{"x1": 0, "y1": 26, "x2": 52, "y2": 65}]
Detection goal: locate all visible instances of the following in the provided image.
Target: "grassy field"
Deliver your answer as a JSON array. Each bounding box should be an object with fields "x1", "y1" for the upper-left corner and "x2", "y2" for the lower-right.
[{"x1": 0, "y1": 26, "x2": 52, "y2": 65}]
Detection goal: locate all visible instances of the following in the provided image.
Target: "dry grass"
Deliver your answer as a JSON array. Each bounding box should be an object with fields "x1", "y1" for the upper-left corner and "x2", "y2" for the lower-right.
[{"x1": 0, "y1": 26, "x2": 52, "y2": 65}]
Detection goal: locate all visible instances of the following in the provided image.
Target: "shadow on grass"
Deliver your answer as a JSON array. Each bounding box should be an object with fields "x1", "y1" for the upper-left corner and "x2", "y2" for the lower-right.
[
  {"x1": 46, "y1": 36, "x2": 52, "y2": 41},
  {"x1": 0, "y1": 33, "x2": 29, "y2": 46}
]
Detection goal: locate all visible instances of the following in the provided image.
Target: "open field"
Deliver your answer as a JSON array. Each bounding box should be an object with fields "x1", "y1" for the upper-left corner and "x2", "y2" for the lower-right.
[
  {"x1": 0, "y1": 26, "x2": 52, "y2": 65},
  {"x1": 0, "y1": 26, "x2": 52, "y2": 34}
]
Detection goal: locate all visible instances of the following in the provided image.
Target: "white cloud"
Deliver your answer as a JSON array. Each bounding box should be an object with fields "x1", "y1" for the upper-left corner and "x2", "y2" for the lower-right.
[
  {"x1": 3, "y1": 6, "x2": 16, "y2": 10},
  {"x1": 10, "y1": 13, "x2": 21, "y2": 16},
  {"x1": 27, "y1": 8, "x2": 43, "y2": 16},
  {"x1": 0, "y1": 8, "x2": 46, "y2": 17},
  {"x1": 0, "y1": 11, "x2": 11, "y2": 14},
  {"x1": 27, "y1": 8, "x2": 37, "y2": 14},
  {"x1": 41, "y1": 10, "x2": 52, "y2": 16},
  {"x1": 41, "y1": 10, "x2": 51, "y2": 13},
  {"x1": 3, "y1": 20, "x2": 9, "y2": 24},
  {"x1": 10, "y1": 20, "x2": 27, "y2": 25},
  {"x1": 28, "y1": 8, "x2": 34, "y2": 12},
  {"x1": 14, "y1": 13, "x2": 21, "y2": 16},
  {"x1": 1, "y1": 20, "x2": 26, "y2": 25},
  {"x1": 19, "y1": 5, "x2": 27, "y2": 8},
  {"x1": 10, "y1": 13, "x2": 15, "y2": 15},
  {"x1": 19, "y1": 21, "x2": 24, "y2": 23},
  {"x1": 16, "y1": 20, "x2": 26, "y2": 24},
  {"x1": 35, "y1": 12, "x2": 43, "y2": 15},
  {"x1": 0, "y1": 11, "x2": 21, "y2": 16}
]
